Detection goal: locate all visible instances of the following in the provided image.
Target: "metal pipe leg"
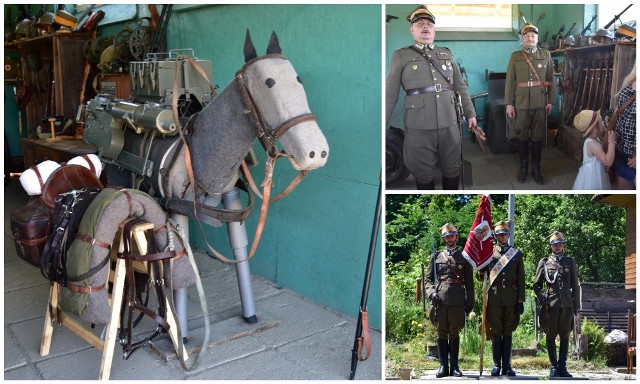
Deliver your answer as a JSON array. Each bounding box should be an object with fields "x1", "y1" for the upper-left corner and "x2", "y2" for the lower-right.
[
  {"x1": 170, "y1": 213, "x2": 190, "y2": 340},
  {"x1": 222, "y1": 188, "x2": 257, "y2": 323}
]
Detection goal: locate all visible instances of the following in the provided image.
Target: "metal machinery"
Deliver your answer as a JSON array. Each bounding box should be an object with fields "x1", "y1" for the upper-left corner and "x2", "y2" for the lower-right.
[{"x1": 83, "y1": 49, "x2": 214, "y2": 178}]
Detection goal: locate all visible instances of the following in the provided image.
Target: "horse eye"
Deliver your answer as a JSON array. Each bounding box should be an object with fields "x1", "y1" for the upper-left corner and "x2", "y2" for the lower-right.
[
  {"x1": 297, "y1": 76, "x2": 303, "y2": 84},
  {"x1": 265, "y1": 78, "x2": 275, "y2": 88}
]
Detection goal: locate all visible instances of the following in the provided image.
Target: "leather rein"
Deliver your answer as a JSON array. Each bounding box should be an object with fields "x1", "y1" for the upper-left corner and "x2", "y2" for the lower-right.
[{"x1": 171, "y1": 54, "x2": 314, "y2": 263}]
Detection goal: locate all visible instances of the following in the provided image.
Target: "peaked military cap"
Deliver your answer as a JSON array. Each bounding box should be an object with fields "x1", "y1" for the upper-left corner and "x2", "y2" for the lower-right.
[
  {"x1": 407, "y1": 5, "x2": 436, "y2": 24},
  {"x1": 547, "y1": 231, "x2": 566, "y2": 245},
  {"x1": 440, "y1": 223, "x2": 458, "y2": 237},
  {"x1": 494, "y1": 220, "x2": 511, "y2": 234},
  {"x1": 520, "y1": 23, "x2": 539, "y2": 35}
]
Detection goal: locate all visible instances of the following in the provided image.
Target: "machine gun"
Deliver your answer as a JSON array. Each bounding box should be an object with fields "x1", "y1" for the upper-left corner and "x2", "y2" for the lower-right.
[
  {"x1": 581, "y1": 14, "x2": 598, "y2": 36},
  {"x1": 551, "y1": 24, "x2": 566, "y2": 50},
  {"x1": 576, "y1": 15, "x2": 598, "y2": 47},
  {"x1": 604, "y1": 4, "x2": 633, "y2": 30},
  {"x1": 83, "y1": 50, "x2": 214, "y2": 177}
]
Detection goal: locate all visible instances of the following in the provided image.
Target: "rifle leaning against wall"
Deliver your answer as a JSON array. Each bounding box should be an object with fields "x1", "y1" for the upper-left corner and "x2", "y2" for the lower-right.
[{"x1": 349, "y1": 178, "x2": 381, "y2": 380}]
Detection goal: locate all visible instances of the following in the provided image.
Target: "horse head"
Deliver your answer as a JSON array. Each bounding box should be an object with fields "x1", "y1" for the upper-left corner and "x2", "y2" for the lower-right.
[
  {"x1": 187, "y1": 30, "x2": 329, "y2": 197},
  {"x1": 238, "y1": 30, "x2": 329, "y2": 171}
]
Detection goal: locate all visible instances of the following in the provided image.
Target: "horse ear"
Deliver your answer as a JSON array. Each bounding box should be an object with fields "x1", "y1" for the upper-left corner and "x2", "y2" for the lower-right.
[
  {"x1": 266, "y1": 31, "x2": 282, "y2": 55},
  {"x1": 244, "y1": 29, "x2": 257, "y2": 62}
]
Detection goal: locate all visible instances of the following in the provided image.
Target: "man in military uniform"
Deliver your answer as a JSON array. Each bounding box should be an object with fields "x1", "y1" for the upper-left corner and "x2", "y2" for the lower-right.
[
  {"x1": 425, "y1": 223, "x2": 474, "y2": 377},
  {"x1": 533, "y1": 231, "x2": 580, "y2": 378},
  {"x1": 386, "y1": 5, "x2": 484, "y2": 190},
  {"x1": 505, "y1": 23, "x2": 556, "y2": 185},
  {"x1": 477, "y1": 221, "x2": 525, "y2": 376}
]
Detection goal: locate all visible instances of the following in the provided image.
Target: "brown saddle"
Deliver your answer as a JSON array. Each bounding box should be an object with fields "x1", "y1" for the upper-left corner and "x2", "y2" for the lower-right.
[{"x1": 41, "y1": 165, "x2": 104, "y2": 210}]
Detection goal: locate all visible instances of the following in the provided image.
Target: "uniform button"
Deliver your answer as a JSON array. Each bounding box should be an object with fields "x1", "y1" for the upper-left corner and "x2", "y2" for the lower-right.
[
  {"x1": 434, "y1": 77, "x2": 438, "y2": 81},
  {"x1": 432, "y1": 69, "x2": 435, "y2": 72},
  {"x1": 436, "y1": 95, "x2": 439, "y2": 98}
]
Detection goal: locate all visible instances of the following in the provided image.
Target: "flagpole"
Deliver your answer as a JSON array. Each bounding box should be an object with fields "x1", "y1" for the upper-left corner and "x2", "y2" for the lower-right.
[{"x1": 479, "y1": 273, "x2": 488, "y2": 376}]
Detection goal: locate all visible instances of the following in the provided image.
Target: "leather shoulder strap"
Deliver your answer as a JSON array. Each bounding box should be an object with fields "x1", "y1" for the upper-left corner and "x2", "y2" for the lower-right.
[{"x1": 408, "y1": 45, "x2": 452, "y2": 84}]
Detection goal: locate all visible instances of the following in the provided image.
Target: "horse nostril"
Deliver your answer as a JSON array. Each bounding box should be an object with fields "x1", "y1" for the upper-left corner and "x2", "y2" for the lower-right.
[
  {"x1": 309, "y1": 151, "x2": 315, "y2": 158},
  {"x1": 321, "y1": 151, "x2": 327, "y2": 158},
  {"x1": 266, "y1": 78, "x2": 275, "y2": 88}
]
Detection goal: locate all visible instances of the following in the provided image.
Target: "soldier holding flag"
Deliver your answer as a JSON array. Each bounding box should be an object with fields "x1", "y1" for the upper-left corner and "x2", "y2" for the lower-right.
[
  {"x1": 425, "y1": 223, "x2": 475, "y2": 378},
  {"x1": 476, "y1": 220, "x2": 526, "y2": 376}
]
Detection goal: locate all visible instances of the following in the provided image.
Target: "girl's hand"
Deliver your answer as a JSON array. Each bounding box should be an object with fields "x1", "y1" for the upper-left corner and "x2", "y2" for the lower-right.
[{"x1": 607, "y1": 130, "x2": 617, "y2": 144}]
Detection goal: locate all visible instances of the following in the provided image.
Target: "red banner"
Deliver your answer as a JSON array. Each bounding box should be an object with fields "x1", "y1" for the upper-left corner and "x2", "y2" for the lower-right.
[{"x1": 462, "y1": 194, "x2": 493, "y2": 270}]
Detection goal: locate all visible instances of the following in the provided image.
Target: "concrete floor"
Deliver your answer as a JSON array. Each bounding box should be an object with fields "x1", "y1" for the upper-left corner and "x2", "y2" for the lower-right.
[
  {"x1": 387, "y1": 136, "x2": 581, "y2": 191},
  {"x1": 4, "y1": 179, "x2": 382, "y2": 380}
]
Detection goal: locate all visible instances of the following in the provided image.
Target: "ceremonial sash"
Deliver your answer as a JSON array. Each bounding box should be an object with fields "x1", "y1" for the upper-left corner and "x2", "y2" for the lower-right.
[{"x1": 488, "y1": 246, "x2": 518, "y2": 288}]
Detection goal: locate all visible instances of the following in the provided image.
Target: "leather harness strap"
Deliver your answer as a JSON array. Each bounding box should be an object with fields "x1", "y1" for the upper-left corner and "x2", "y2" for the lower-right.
[
  {"x1": 356, "y1": 310, "x2": 371, "y2": 361},
  {"x1": 76, "y1": 233, "x2": 111, "y2": 249},
  {"x1": 80, "y1": 154, "x2": 96, "y2": 175},
  {"x1": 31, "y1": 165, "x2": 44, "y2": 190},
  {"x1": 67, "y1": 282, "x2": 106, "y2": 293}
]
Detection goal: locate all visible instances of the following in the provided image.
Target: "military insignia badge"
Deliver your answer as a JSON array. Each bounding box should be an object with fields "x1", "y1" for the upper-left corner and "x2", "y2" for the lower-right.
[
  {"x1": 565, "y1": 267, "x2": 569, "y2": 272},
  {"x1": 537, "y1": 63, "x2": 542, "y2": 68},
  {"x1": 458, "y1": 265, "x2": 463, "y2": 269},
  {"x1": 442, "y1": 64, "x2": 447, "y2": 71},
  {"x1": 413, "y1": 64, "x2": 417, "y2": 70}
]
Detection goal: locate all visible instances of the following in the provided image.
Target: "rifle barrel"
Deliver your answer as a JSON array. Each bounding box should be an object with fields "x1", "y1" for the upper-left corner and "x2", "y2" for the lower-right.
[
  {"x1": 604, "y1": 4, "x2": 633, "y2": 30},
  {"x1": 580, "y1": 14, "x2": 598, "y2": 35}
]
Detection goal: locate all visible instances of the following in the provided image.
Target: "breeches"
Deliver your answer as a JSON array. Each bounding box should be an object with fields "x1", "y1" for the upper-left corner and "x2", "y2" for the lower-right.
[
  {"x1": 514, "y1": 108, "x2": 546, "y2": 142},
  {"x1": 435, "y1": 304, "x2": 466, "y2": 338},
  {"x1": 487, "y1": 304, "x2": 520, "y2": 336},
  {"x1": 542, "y1": 307, "x2": 574, "y2": 338},
  {"x1": 403, "y1": 125, "x2": 461, "y2": 183}
]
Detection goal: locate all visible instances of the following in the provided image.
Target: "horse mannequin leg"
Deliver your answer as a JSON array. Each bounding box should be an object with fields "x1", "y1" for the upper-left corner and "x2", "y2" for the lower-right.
[
  {"x1": 170, "y1": 213, "x2": 190, "y2": 341},
  {"x1": 222, "y1": 187, "x2": 257, "y2": 323}
]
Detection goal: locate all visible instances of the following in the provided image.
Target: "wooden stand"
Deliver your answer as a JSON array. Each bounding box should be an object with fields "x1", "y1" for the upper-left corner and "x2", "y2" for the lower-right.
[{"x1": 40, "y1": 220, "x2": 187, "y2": 380}]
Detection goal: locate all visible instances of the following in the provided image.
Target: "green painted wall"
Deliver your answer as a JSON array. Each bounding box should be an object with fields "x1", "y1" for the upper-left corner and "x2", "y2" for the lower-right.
[
  {"x1": 168, "y1": 4, "x2": 382, "y2": 328},
  {"x1": 386, "y1": 4, "x2": 590, "y2": 130}
]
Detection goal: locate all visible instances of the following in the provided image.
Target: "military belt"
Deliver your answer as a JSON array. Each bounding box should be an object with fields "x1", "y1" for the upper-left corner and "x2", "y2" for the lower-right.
[
  {"x1": 406, "y1": 84, "x2": 455, "y2": 95},
  {"x1": 500, "y1": 279, "x2": 518, "y2": 287},
  {"x1": 438, "y1": 278, "x2": 463, "y2": 285},
  {"x1": 516, "y1": 81, "x2": 552, "y2": 87}
]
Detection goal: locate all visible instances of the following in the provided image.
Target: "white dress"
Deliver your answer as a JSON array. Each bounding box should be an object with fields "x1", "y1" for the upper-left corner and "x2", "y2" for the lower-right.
[{"x1": 572, "y1": 138, "x2": 611, "y2": 190}]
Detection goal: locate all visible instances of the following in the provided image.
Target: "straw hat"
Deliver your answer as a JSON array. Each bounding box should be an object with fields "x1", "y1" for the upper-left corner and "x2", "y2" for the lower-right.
[{"x1": 573, "y1": 110, "x2": 601, "y2": 137}]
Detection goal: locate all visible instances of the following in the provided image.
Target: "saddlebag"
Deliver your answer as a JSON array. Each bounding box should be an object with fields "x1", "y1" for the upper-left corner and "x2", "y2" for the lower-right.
[{"x1": 10, "y1": 197, "x2": 51, "y2": 267}]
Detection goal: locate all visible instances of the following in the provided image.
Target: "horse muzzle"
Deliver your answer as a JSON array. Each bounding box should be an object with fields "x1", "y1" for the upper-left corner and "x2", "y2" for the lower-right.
[{"x1": 279, "y1": 119, "x2": 329, "y2": 171}]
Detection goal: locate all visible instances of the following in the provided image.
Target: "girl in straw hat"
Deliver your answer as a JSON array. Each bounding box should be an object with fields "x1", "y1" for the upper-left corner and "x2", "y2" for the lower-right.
[{"x1": 571, "y1": 110, "x2": 616, "y2": 189}]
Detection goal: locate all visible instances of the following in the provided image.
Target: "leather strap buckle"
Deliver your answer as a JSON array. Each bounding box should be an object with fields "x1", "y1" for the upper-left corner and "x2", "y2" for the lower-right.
[{"x1": 435, "y1": 83, "x2": 442, "y2": 92}]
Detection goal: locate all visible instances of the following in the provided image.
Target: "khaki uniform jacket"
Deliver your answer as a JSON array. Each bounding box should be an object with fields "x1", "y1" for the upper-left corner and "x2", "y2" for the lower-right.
[
  {"x1": 504, "y1": 48, "x2": 557, "y2": 109},
  {"x1": 386, "y1": 45, "x2": 476, "y2": 130},
  {"x1": 425, "y1": 248, "x2": 474, "y2": 308},
  {"x1": 533, "y1": 254, "x2": 580, "y2": 309},
  {"x1": 479, "y1": 246, "x2": 526, "y2": 306}
]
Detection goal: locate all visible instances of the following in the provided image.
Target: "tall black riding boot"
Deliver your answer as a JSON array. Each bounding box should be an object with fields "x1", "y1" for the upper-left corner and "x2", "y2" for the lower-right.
[
  {"x1": 449, "y1": 337, "x2": 462, "y2": 377},
  {"x1": 501, "y1": 335, "x2": 516, "y2": 376},
  {"x1": 546, "y1": 336, "x2": 559, "y2": 377},
  {"x1": 436, "y1": 337, "x2": 449, "y2": 378},
  {"x1": 531, "y1": 141, "x2": 544, "y2": 185},
  {"x1": 442, "y1": 175, "x2": 459, "y2": 190},
  {"x1": 517, "y1": 140, "x2": 529, "y2": 183},
  {"x1": 558, "y1": 337, "x2": 573, "y2": 377},
  {"x1": 416, "y1": 179, "x2": 435, "y2": 190},
  {"x1": 491, "y1": 335, "x2": 502, "y2": 376}
]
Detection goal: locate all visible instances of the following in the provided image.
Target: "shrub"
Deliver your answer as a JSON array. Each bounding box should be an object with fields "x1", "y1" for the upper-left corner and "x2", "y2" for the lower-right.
[
  {"x1": 386, "y1": 280, "x2": 422, "y2": 342},
  {"x1": 581, "y1": 317, "x2": 607, "y2": 361}
]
